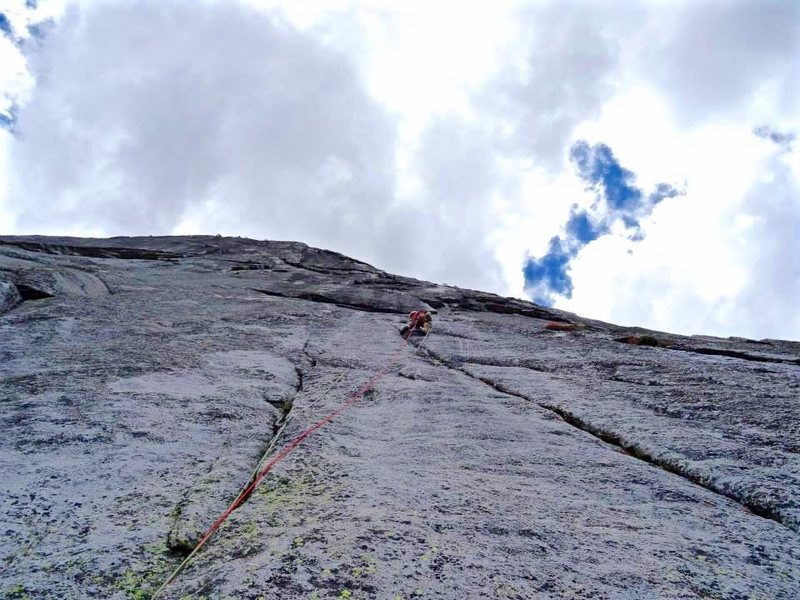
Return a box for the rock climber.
[401,310,433,337]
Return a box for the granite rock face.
[0,280,21,313]
[1,235,799,600]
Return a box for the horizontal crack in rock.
[252,288,402,315]
[0,240,182,261]
[615,334,798,366]
[673,346,799,367]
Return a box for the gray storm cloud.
[482,0,799,166]
[730,154,800,338]
[481,2,646,168]
[10,1,395,254]
[7,0,512,292]
[642,0,800,123]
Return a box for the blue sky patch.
[0,13,13,38]
[524,140,683,305]
[27,18,53,41]
[650,182,681,205]
[523,236,575,305]
[565,209,607,244]
[570,140,644,212]
[0,105,18,133]
[0,113,14,131]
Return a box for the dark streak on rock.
[672,346,799,367]
[0,239,182,261]
[252,288,402,315]
[14,283,54,301]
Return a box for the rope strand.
[151,317,430,599]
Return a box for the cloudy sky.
[1,0,798,340]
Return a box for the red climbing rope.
[152,316,426,598]
[195,337,410,545]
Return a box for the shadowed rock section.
[1,235,799,600]
[0,280,22,311]
[0,241,110,310]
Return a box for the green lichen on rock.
[115,541,174,600]
[242,520,261,541]
[5,235,800,599]
[6,584,31,600]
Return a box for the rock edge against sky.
[2,235,799,599]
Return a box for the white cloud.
[638,0,800,125]
[727,152,800,338]
[562,129,799,339]
[550,1,800,339]
[481,1,645,169]
[0,129,15,231]
[3,0,516,293]
[0,35,29,116]
[7,1,396,247]
[2,0,799,339]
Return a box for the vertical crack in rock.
[417,345,795,533]
[4,235,800,599]
[226,354,315,512]
[166,355,311,555]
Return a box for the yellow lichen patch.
[420,545,438,562]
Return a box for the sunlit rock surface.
[2,235,799,599]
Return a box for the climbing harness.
[402,310,433,336]
[151,314,432,599]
